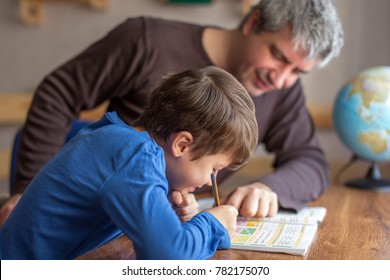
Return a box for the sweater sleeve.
[99,142,230,260]
[14,18,148,193]
[257,80,330,211]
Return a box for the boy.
[0,66,258,260]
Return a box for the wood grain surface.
[77,183,390,260]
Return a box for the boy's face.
[166,152,232,194]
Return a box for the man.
[1,0,344,225]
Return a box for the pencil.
[211,172,220,207]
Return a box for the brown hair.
[133,66,258,170]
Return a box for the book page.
[230,217,318,255]
[197,198,326,255]
[270,207,327,225]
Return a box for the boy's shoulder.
[74,112,157,152]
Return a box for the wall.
[0,0,390,193]
[300,0,390,166]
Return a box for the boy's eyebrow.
[271,44,308,74]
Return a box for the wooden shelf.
[0,93,332,128]
[19,0,109,26]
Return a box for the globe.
[333,66,390,190]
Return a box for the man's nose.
[270,68,290,89]
[272,62,303,89]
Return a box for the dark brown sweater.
[16,17,329,210]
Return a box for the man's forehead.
[272,40,319,72]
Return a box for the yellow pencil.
[211,172,220,207]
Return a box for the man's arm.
[0,18,148,227]
[257,80,329,210]
[13,18,146,194]
[223,80,329,214]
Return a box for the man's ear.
[242,9,261,36]
[169,131,194,157]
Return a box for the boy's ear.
[242,9,261,36]
[169,131,194,157]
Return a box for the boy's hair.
[133,66,258,170]
[240,0,344,67]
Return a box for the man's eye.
[271,47,282,59]
[271,46,289,64]
[273,51,282,60]
[293,69,302,75]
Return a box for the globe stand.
[345,162,390,192]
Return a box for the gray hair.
[242,0,344,67]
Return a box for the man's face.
[235,13,319,97]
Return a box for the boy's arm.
[101,183,230,259]
[99,147,230,260]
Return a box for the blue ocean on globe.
[333,66,390,162]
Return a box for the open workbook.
[198,198,326,256]
[230,207,326,255]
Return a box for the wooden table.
[77,183,390,260]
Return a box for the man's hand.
[0,194,22,226]
[169,191,199,223]
[223,182,278,218]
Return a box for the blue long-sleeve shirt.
[0,112,229,260]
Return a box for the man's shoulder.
[120,16,204,34]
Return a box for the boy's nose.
[207,171,218,187]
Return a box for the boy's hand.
[204,205,238,238]
[169,191,199,223]
[223,182,278,218]
[0,194,22,226]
